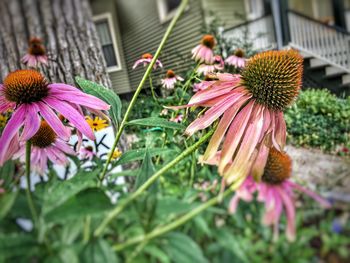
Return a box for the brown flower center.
[261,148,292,185]
[30,121,56,148]
[234,48,244,58]
[142,53,153,59]
[241,50,303,111]
[166,70,176,78]
[28,38,46,56]
[201,35,215,49]
[3,70,49,104]
[85,146,93,152]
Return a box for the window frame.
[157,0,182,23]
[93,12,122,72]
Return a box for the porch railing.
[222,15,277,52]
[288,10,350,72]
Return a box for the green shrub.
[285,89,350,151]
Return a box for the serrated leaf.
[75,76,122,126]
[80,239,119,263]
[162,232,208,263]
[42,170,99,215]
[127,117,185,130]
[45,188,113,223]
[115,148,177,166]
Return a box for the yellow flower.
[0,114,8,128]
[112,148,122,159]
[85,116,108,131]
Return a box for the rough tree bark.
[0,0,110,88]
[0,0,128,152]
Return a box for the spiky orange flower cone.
[171,50,303,187]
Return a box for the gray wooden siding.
[91,0,131,94]
[202,0,246,29]
[116,0,205,91]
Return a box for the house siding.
[202,0,246,29]
[116,0,205,91]
[91,0,131,94]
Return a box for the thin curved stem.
[113,188,233,251]
[149,75,158,104]
[25,141,39,228]
[99,0,189,182]
[94,129,214,237]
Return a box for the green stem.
[25,141,39,228]
[149,75,158,104]
[113,188,233,251]
[94,129,214,237]
[99,0,189,182]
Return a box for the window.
[157,0,181,23]
[93,13,121,72]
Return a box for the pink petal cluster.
[191,35,216,64]
[225,55,246,68]
[161,75,184,90]
[132,53,163,69]
[171,73,286,186]
[80,146,96,161]
[197,55,224,75]
[228,176,331,241]
[22,54,48,68]
[170,114,183,123]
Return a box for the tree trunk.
[0,0,129,152]
[0,0,110,88]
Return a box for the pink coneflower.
[228,148,331,241]
[197,55,224,75]
[192,35,216,64]
[132,53,163,69]
[21,37,48,68]
[13,121,76,174]
[161,70,184,90]
[0,69,109,165]
[172,50,303,186]
[170,114,183,123]
[225,48,247,68]
[80,145,96,161]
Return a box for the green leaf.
[135,150,156,190]
[115,148,177,166]
[80,239,119,263]
[0,233,39,259]
[75,76,122,125]
[0,191,18,219]
[42,170,99,215]
[127,117,185,130]
[162,232,208,263]
[143,245,170,263]
[45,188,113,223]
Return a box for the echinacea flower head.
[80,145,95,161]
[13,121,76,174]
[161,70,184,90]
[85,116,109,131]
[197,55,224,75]
[132,53,163,69]
[0,69,110,165]
[192,35,216,64]
[225,48,246,68]
[172,50,303,186]
[21,37,48,68]
[228,148,331,242]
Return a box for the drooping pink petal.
[219,101,255,174]
[48,83,110,110]
[37,101,71,140]
[0,105,26,164]
[185,92,244,136]
[251,142,270,181]
[203,96,248,161]
[43,97,95,140]
[288,181,331,208]
[46,146,69,165]
[20,104,41,141]
[274,111,287,150]
[54,139,76,155]
[277,186,296,242]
